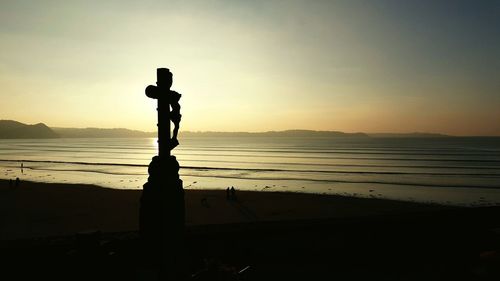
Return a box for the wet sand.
[0,179,446,240]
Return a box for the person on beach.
[230,186,236,201]
[9,179,13,188]
[226,187,230,200]
[15,177,20,187]
[21,162,23,174]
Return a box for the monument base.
[139,156,186,279]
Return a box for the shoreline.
[1,179,452,240]
[3,156,500,207]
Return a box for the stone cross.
[145,68,181,157]
[141,68,185,278]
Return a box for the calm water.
[1,136,500,206]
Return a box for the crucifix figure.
[140,68,185,279]
[145,68,182,154]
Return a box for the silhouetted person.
[226,187,230,200]
[170,90,182,149]
[230,186,236,200]
[15,177,20,187]
[9,179,13,188]
[21,162,23,174]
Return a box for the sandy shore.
[3,180,500,280]
[0,179,448,240]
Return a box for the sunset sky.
[0,0,499,135]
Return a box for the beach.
[0,179,448,240]
[2,180,500,280]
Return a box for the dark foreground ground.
[1,206,500,281]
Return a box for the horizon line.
[3,120,500,137]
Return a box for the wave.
[176,148,500,157]
[174,153,500,163]
[183,159,500,170]
[6,146,499,158]
[177,173,500,190]
[0,148,153,155]
[0,159,147,167]
[14,163,500,189]
[2,159,499,177]
[12,144,155,151]
[26,167,147,176]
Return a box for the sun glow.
[0,1,499,135]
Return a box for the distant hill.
[52,127,156,138]
[368,133,451,138]
[180,130,368,138]
[0,120,456,139]
[0,120,59,139]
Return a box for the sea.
[1,136,499,207]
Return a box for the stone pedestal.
[139,156,185,279]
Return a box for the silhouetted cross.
[145,68,181,158]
